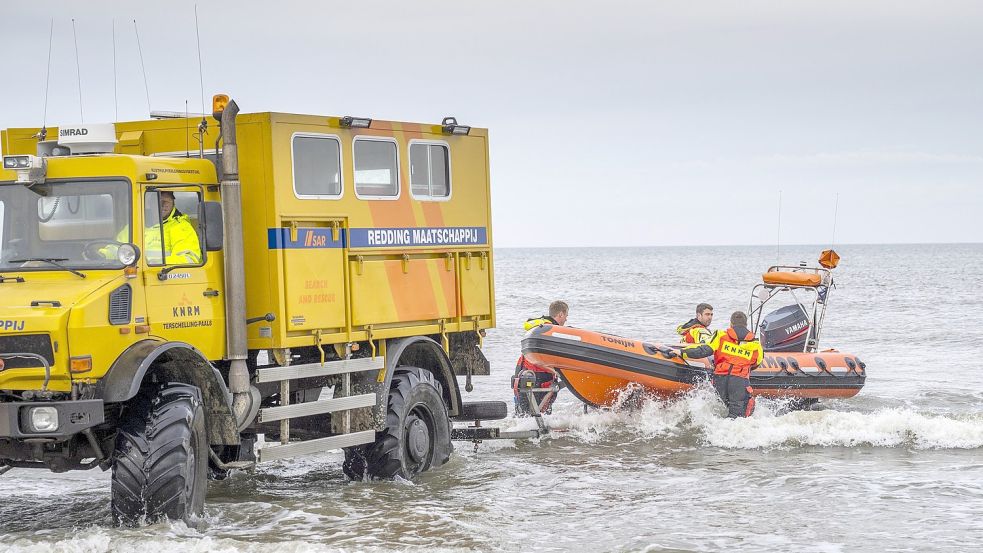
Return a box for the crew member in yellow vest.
[99,192,201,265]
[676,302,715,344]
[512,300,568,416]
[677,311,763,418]
[145,191,201,265]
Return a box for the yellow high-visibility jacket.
[144,209,202,265]
[676,319,714,344]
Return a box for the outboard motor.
[760,305,810,352]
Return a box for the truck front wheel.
[343,366,452,480]
[111,382,208,525]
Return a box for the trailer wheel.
[111,382,208,525]
[343,366,452,481]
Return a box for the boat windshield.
[0,180,130,272]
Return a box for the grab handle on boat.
[787,357,801,374]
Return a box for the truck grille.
[0,334,55,369]
[109,284,132,325]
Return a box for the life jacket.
[513,354,555,378]
[711,327,763,378]
[676,318,711,344]
[524,315,558,332]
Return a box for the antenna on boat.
[776,190,782,263]
[71,18,84,123]
[193,4,208,158]
[134,20,152,116]
[36,18,54,142]
[112,18,118,121]
[829,193,839,249]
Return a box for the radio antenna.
[134,20,152,115]
[194,4,208,157]
[776,190,782,263]
[112,19,118,121]
[830,193,839,248]
[38,18,54,141]
[186,99,191,157]
[194,5,207,118]
[72,18,84,123]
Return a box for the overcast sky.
[2,1,981,247]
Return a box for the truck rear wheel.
[343,366,452,481]
[111,382,208,525]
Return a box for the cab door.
[142,186,226,360]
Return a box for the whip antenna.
[776,190,782,263]
[194,5,206,119]
[72,18,84,123]
[112,19,118,121]
[134,20,152,115]
[194,4,208,158]
[186,99,191,157]
[38,18,54,141]
[830,193,839,248]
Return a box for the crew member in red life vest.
[676,303,715,344]
[677,311,762,418]
[512,300,568,416]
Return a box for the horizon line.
[491,241,983,249]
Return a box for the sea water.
[1,244,981,552]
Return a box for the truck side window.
[410,142,450,200]
[292,135,342,198]
[144,190,204,266]
[354,138,399,199]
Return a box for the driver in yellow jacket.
[101,191,201,264]
[144,191,201,265]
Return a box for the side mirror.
[201,201,224,251]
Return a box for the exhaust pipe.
[218,100,257,430]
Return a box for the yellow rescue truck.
[0,96,507,524]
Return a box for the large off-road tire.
[343,367,452,481]
[111,382,208,525]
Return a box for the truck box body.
[1,112,495,383]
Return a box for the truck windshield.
[0,180,130,272]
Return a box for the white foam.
[536,385,983,450]
[700,406,983,449]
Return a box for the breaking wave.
[498,385,983,450]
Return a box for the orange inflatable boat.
[520,250,867,408]
[521,325,866,408]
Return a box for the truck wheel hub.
[406,417,430,462]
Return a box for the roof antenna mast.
[134,20,152,116]
[186,99,191,157]
[112,18,119,121]
[194,4,208,158]
[71,18,84,123]
[37,18,54,142]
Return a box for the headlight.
[117,243,140,266]
[2,154,47,184]
[29,406,59,433]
